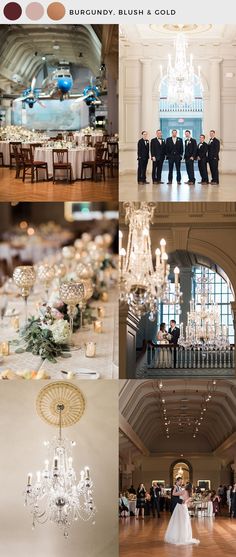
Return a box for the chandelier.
[161,33,201,105]
[119,203,181,317]
[24,383,96,538]
[179,269,229,349]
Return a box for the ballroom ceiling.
[119,380,236,457]
[120,24,236,46]
[0,24,118,94]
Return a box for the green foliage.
[16,317,71,363]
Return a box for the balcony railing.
[146,343,235,370]
[159,97,203,113]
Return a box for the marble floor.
[120,169,236,202]
[120,514,236,556]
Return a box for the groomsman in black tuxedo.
[197,134,209,184]
[166,129,183,184]
[184,130,197,185]
[208,130,220,184]
[137,131,150,184]
[150,129,166,184]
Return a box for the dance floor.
[119,171,236,202]
[120,514,236,556]
[0,167,118,202]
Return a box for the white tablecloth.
[0,141,42,166]
[34,147,95,180]
[0,289,118,379]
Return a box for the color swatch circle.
[26,2,44,20]
[3,2,22,20]
[47,2,65,20]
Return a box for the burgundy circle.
[3,2,22,20]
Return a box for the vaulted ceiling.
[0,24,117,94]
[119,380,236,458]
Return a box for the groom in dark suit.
[166,129,183,184]
[168,320,180,368]
[170,477,183,514]
[137,131,150,184]
[150,129,166,184]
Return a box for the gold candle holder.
[1,341,9,356]
[13,265,36,323]
[37,264,55,298]
[100,292,108,302]
[85,342,96,358]
[97,306,105,318]
[93,320,102,333]
[59,281,84,348]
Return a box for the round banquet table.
[34,146,96,180]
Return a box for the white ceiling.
[119,379,236,456]
[0,380,118,557]
[120,24,236,45]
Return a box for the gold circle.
[36,382,85,427]
[47,2,65,21]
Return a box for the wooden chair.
[9,141,22,167]
[0,152,4,166]
[29,143,42,155]
[81,144,106,181]
[106,141,118,177]
[13,145,24,179]
[21,147,49,183]
[84,134,92,147]
[52,149,72,183]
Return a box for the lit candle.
[100,292,108,302]
[119,230,123,253]
[174,267,179,286]
[80,470,85,481]
[1,342,9,356]
[68,457,73,469]
[36,471,41,483]
[160,238,166,254]
[162,252,168,273]
[44,460,49,471]
[27,473,32,486]
[85,341,96,358]
[97,306,105,318]
[155,248,161,267]
[93,320,102,333]
[11,316,19,331]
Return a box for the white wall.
[0,380,118,557]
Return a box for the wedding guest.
[150,129,166,184]
[119,492,130,517]
[150,482,161,518]
[211,491,220,516]
[137,131,150,184]
[128,484,136,495]
[136,483,147,519]
[197,134,209,184]
[166,129,183,184]
[230,484,236,518]
[184,130,197,184]
[208,130,220,184]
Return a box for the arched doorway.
[170,459,193,486]
[159,75,203,141]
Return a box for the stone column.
[140,59,152,134]
[209,59,222,137]
[231,301,236,374]
[119,303,140,378]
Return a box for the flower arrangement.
[14,317,71,363]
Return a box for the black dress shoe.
[144,181,150,184]
[177,182,181,185]
[167,181,172,184]
[197,181,202,184]
[184,180,190,184]
[160,181,164,184]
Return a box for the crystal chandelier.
[161,33,201,105]
[24,383,96,538]
[179,269,229,349]
[119,203,181,317]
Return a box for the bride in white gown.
[164,483,200,546]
